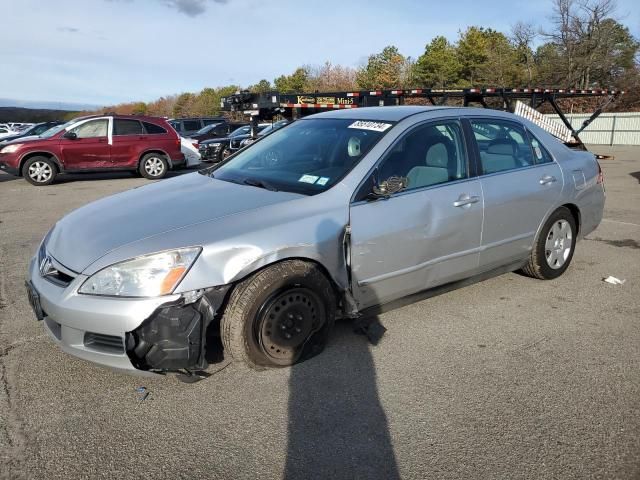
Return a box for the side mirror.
[370,175,407,198]
[63,131,77,140]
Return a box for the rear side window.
[182,120,201,131]
[528,133,554,164]
[143,122,168,134]
[114,119,143,135]
[470,120,535,174]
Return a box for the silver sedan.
[26,106,605,376]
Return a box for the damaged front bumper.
[28,256,230,376]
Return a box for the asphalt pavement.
[1,148,639,479]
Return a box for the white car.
[181,137,201,167]
[0,126,19,140]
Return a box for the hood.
[46,172,303,273]
[1,135,41,146]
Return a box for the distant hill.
[0,98,100,111]
[0,106,77,123]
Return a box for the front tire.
[521,207,577,280]
[22,156,57,186]
[221,260,336,369]
[139,153,168,180]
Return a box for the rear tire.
[139,153,168,180]
[221,260,335,369]
[521,207,577,280]
[217,145,230,163]
[22,156,57,186]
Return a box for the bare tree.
[542,0,619,88]
[512,22,537,85]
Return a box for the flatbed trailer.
[221,87,623,157]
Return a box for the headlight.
[78,247,201,297]
[1,144,22,153]
[209,142,221,148]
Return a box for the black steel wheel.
[221,260,335,369]
[256,287,325,365]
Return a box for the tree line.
[81,0,639,118]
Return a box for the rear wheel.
[218,145,231,163]
[221,260,335,369]
[139,153,168,179]
[521,207,577,280]
[22,156,57,186]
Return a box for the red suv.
[0,115,184,185]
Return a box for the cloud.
[162,0,228,17]
[105,0,227,17]
[57,26,80,33]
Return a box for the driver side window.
[377,120,467,192]
[70,119,108,139]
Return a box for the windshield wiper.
[243,178,279,192]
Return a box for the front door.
[349,119,484,309]
[467,118,564,269]
[59,118,111,170]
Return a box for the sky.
[2,0,639,108]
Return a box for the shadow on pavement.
[630,171,640,184]
[0,172,22,183]
[0,168,197,186]
[284,319,400,480]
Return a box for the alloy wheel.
[545,219,573,269]
[144,157,165,177]
[28,161,52,183]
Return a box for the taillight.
[596,161,604,185]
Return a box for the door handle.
[539,175,557,185]
[453,194,480,207]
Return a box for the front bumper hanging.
[126,285,231,372]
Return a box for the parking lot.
[0,146,638,479]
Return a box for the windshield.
[210,118,393,195]
[195,123,221,134]
[229,126,251,137]
[39,119,77,138]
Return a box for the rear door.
[59,118,111,170]
[111,119,144,168]
[349,119,483,309]
[466,117,563,270]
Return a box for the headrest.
[487,140,516,155]
[425,142,448,168]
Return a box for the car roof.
[306,106,452,121]
[304,105,524,123]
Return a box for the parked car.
[187,121,249,143]
[238,120,290,148]
[168,117,225,137]
[26,106,604,377]
[0,121,64,145]
[180,136,201,167]
[0,115,184,185]
[0,125,19,140]
[199,124,268,162]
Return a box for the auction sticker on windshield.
[348,121,392,132]
[299,174,319,184]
